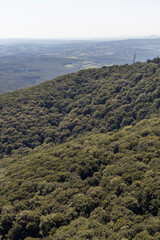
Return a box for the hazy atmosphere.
[2,1,160,240]
[1,0,160,39]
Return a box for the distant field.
[1,38,160,93]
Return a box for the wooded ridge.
[0,59,160,239]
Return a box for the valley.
[1,38,160,93]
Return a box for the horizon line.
[0,35,160,41]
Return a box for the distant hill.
[0,60,160,239]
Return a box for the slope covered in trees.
[0,59,160,239]
[1,60,160,158]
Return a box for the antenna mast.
[133,53,136,64]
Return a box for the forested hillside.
[0,59,160,239]
[1,60,160,158]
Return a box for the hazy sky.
[0,0,160,39]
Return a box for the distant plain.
[1,38,160,93]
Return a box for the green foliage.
[1,62,160,158]
[0,117,160,239]
[1,61,160,239]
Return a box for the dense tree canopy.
[0,60,160,239]
[1,60,160,158]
